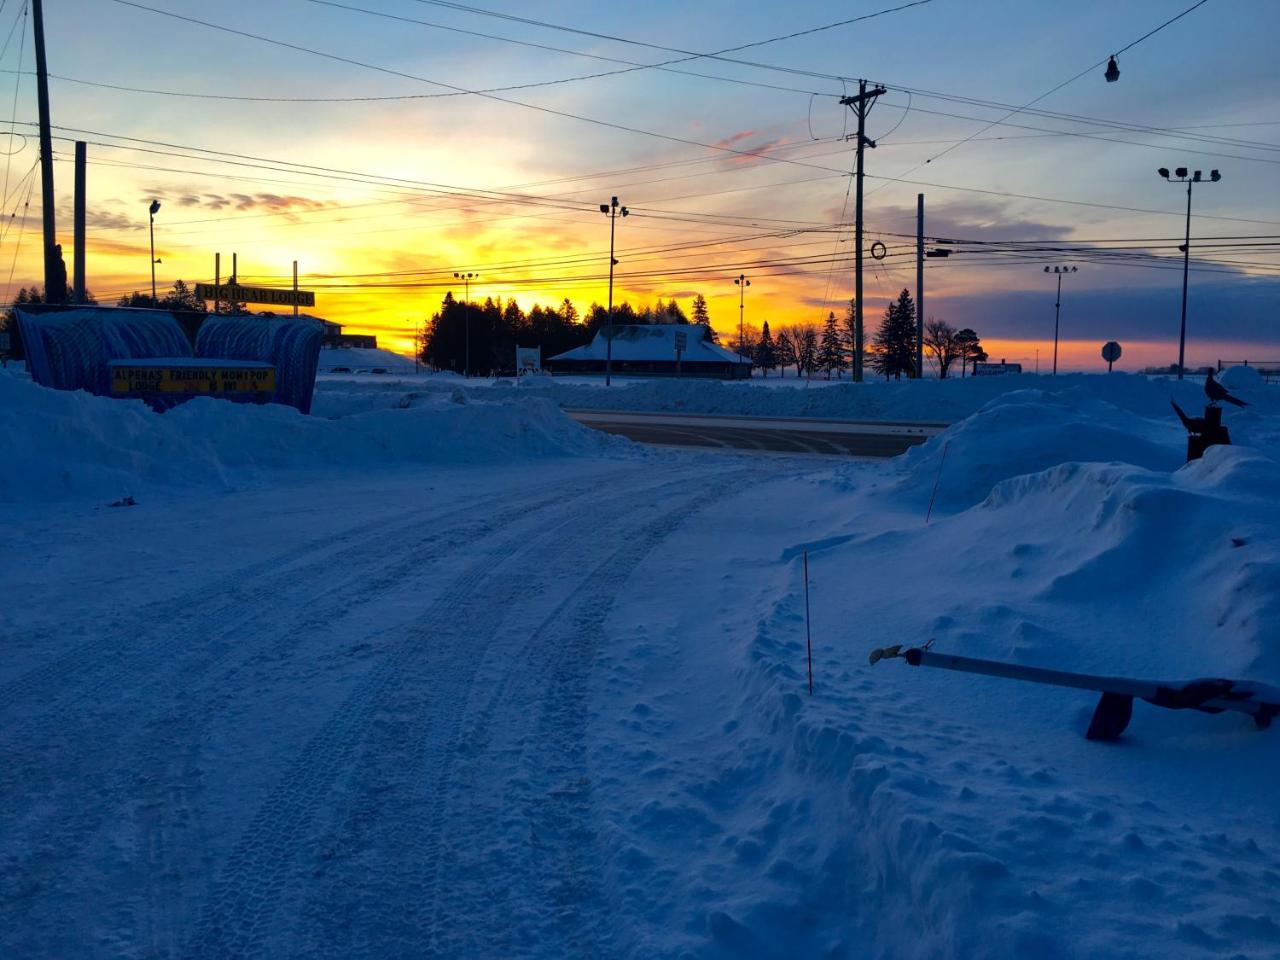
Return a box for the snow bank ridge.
[0,372,631,503]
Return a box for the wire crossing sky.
[9,0,1280,368]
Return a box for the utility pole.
[599,196,627,386]
[32,0,64,303]
[734,273,750,373]
[292,260,299,318]
[916,193,924,378]
[1044,265,1077,375]
[73,141,85,303]
[840,80,885,383]
[1158,167,1221,379]
[453,271,476,377]
[149,200,160,303]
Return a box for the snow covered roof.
[547,324,749,364]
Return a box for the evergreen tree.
[842,298,859,370]
[818,310,845,379]
[868,289,917,380]
[691,293,709,325]
[774,328,798,377]
[753,321,777,376]
[662,298,688,323]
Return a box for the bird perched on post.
[1204,369,1248,407]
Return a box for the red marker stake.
[804,550,813,695]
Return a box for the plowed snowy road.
[0,458,776,959]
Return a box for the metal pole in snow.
[804,550,813,695]
[293,260,298,318]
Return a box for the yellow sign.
[194,283,315,308]
[110,365,277,395]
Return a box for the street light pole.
[149,199,160,303]
[1159,166,1220,379]
[454,271,477,377]
[734,274,750,375]
[599,196,628,386]
[1043,264,1076,376]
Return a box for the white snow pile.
[316,346,419,373]
[311,367,1276,435]
[716,386,1280,956]
[0,370,630,504]
[590,369,1280,958]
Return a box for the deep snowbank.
[317,367,1278,437]
[731,401,1280,956]
[0,371,629,504]
[589,371,1280,957]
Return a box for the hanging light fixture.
[1104,56,1120,83]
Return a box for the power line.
[106,0,852,175]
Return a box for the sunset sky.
[12,0,1280,370]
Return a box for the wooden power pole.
[31,0,64,303]
[916,193,924,378]
[840,80,885,382]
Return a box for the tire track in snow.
[426,488,717,958]
[294,471,749,959]
[0,470,634,958]
[182,466,719,959]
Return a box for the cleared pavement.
[566,409,947,457]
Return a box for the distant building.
[973,359,1022,376]
[545,324,751,379]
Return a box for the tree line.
[738,290,988,379]
[420,292,718,375]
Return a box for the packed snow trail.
[0,459,767,958]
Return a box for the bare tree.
[923,317,961,379]
[727,322,761,362]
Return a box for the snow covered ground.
[2,365,1278,958]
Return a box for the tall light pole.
[599,196,627,386]
[149,200,161,303]
[454,271,477,377]
[1044,265,1076,376]
[1158,167,1221,379]
[734,274,751,374]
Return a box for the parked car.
[329,366,352,373]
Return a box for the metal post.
[73,141,85,303]
[293,260,299,318]
[916,193,924,378]
[149,208,157,303]
[31,0,62,303]
[1178,179,1192,380]
[1053,271,1061,376]
[607,206,616,386]
[464,276,470,377]
[738,276,744,350]
[214,253,220,314]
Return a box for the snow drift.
[0,371,630,504]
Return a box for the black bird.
[1205,369,1248,407]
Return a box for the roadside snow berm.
[869,642,1280,741]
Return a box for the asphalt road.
[565,409,947,457]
